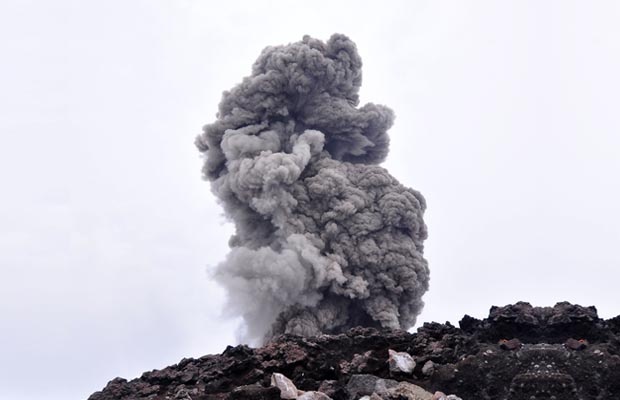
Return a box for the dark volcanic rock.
[345,374,399,398]
[89,302,620,400]
[229,384,281,400]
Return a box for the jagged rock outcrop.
[89,302,620,400]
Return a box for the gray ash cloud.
[196,34,429,344]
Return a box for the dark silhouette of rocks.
[89,302,620,399]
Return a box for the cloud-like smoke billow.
[196,34,428,344]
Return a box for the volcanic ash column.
[196,34,429,344]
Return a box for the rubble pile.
[89,302,620,399]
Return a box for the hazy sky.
[1,1,619,399]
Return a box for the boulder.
[270,373,298,399]
[296,391,332,400]
[384,382,432,400]
[387,349,415,374]
[346,374,398,399]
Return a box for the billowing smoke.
[196,34,429,344]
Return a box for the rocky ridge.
[89,302,620,400]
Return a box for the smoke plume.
[196,34,429,344]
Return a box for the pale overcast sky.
[1,1,619,399]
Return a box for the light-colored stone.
[431,392,462,400]
[296,391,332,400]
[385,382,433,400]
[271,372,298,399]
[388,349,416,374]
[346,374,398,398]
